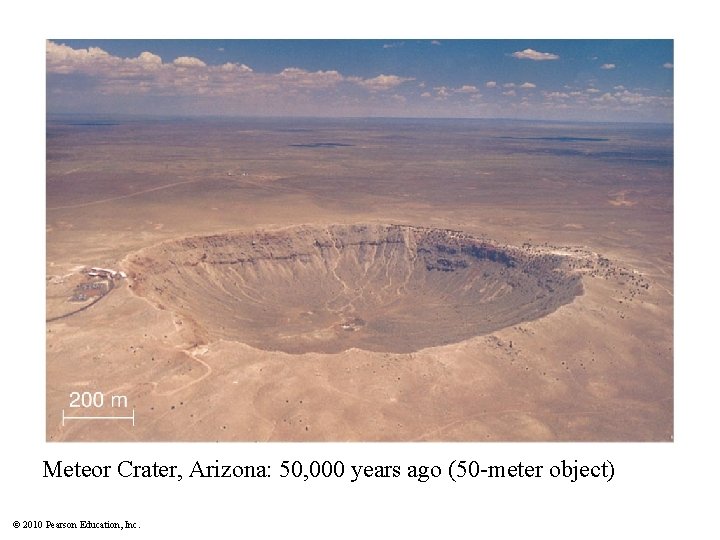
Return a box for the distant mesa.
[126,224,582,354]
[497,136,610,142]
[289,142,355,148]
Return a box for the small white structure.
[88,267,127,279]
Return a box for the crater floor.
[127,224,582,354]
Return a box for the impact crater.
[126,224,582,353]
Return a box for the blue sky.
[47,39,673,122]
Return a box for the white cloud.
[48,40,672,119]
[600,63,616,70]
[511,48,559,61]
[46,41,115,74]
[219,62,253,73]
[173,56,207,68]
[354,74,414,91]
[424,85,482,100]
[435,86,450,99]
[591,89,673,108]
[456,85,479,94]
[47,41,415,100]
[663,62,674,69]
[613,89,662,105]
[279,68,344,88]
[502,82,536,89]
[138,51,162,65]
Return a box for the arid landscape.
[46,116,673,441]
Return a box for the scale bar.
[62,408,135,427]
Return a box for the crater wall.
[126,224,582,353]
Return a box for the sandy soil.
[46,116,673,441]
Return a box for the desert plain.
[46,116,672,441]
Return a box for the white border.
[3,2,716,537]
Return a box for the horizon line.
[46,112,674,127]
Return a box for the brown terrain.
[46,116,673,441]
